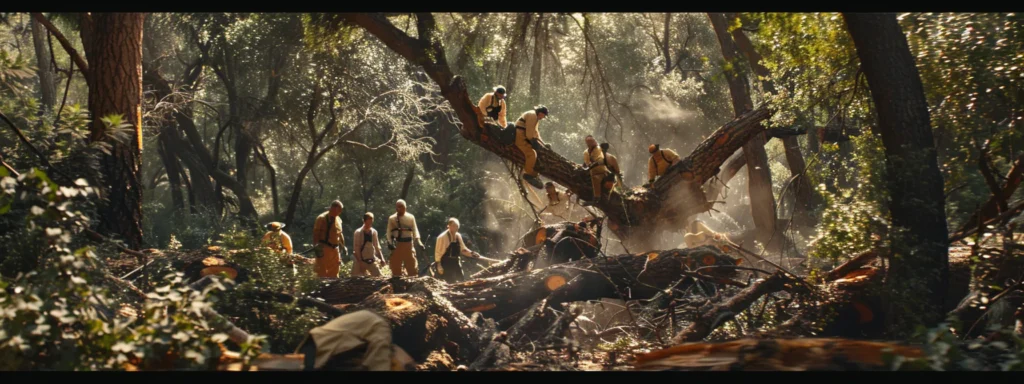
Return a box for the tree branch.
[30,13,89,77]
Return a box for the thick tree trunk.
[30,17,57,110]
[82,13,146,249]
[708,13,778,247]
[662,13,672,74]
[284,165,313,229]
[844,12,950,335]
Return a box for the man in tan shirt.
[352,212,385,277]
[385,199,423,277]
[312,200,348,278]
[514,105,550,189]
[647,144,681,185]
[478,85,510,128]
[582,135,610,206]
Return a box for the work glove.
[436,264,444,275]
[544,143,552,151]
[471,252,482,259]
[416,240,425,250]
[387,241,397,251]
[343,246,350,258]
[314,244,325,259]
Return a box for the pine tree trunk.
[82,13,146,249]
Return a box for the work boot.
[523,174,544,189]
[580,200,597,207]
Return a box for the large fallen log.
[473,220,604,279]
[673,272,795,343]
[312,246,740,323]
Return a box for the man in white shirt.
[352,212,385,277]
[385,199,423,277]
[434,218,481,283]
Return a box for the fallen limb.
[672,272,791,343]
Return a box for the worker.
[540,182,576,223]
[600,142,623,191]
[295,310,416,371]
[478,85,511,129]
[647,144,681,185]
[514,105,551,189]
[433,218,483,283]
[352,212,385,277]
[385,199,423,277]
[312,200,348,278]
[581,135,610,206]
[262,222,293,255]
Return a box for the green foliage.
[886,323,1024,371]
[0,169,263,370]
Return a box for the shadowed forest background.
[1,12,1023,371]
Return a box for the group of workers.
[261,198,487,284]
[477,85,683,207]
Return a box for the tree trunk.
[82,13,146,249]
[400,164,416,200]
[708,13,778,247]
[730,22,821,222]
[29,17,57,110]
[157,126,186,212]
[843,12,950,335]
[528,14,545,107]
[503,13,534,96]
[662,13,672,74]
[254,141,279,217]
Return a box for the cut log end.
[385,297,415,312]
[202,257,226,267]
[200,266,237,280]
[545,275,567,291]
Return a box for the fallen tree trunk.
[313,246,739,323]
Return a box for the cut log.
[635,338,923,371]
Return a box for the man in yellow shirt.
[647,144,681,185]
[478,86,510,129]
[312,200,348,278]
[582,135,610,206]
[262,222,293,255]
[433,218,482,283]
[385,199,423,277]
[514,105,550,189]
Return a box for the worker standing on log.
[352,212,385,277]
[514,105,550,189]
[478,86,511,129]
[647,144,681,185]
[295,310,416,371]
[386,199,423,277]
[581,135,611,206]
[312,200,348,278]
[600,142,623,192]
[434,218,483,283]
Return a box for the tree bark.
[708,13,778,246]
[843,12,950,335]
[30,17,57,110]
[82,13,146,249]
